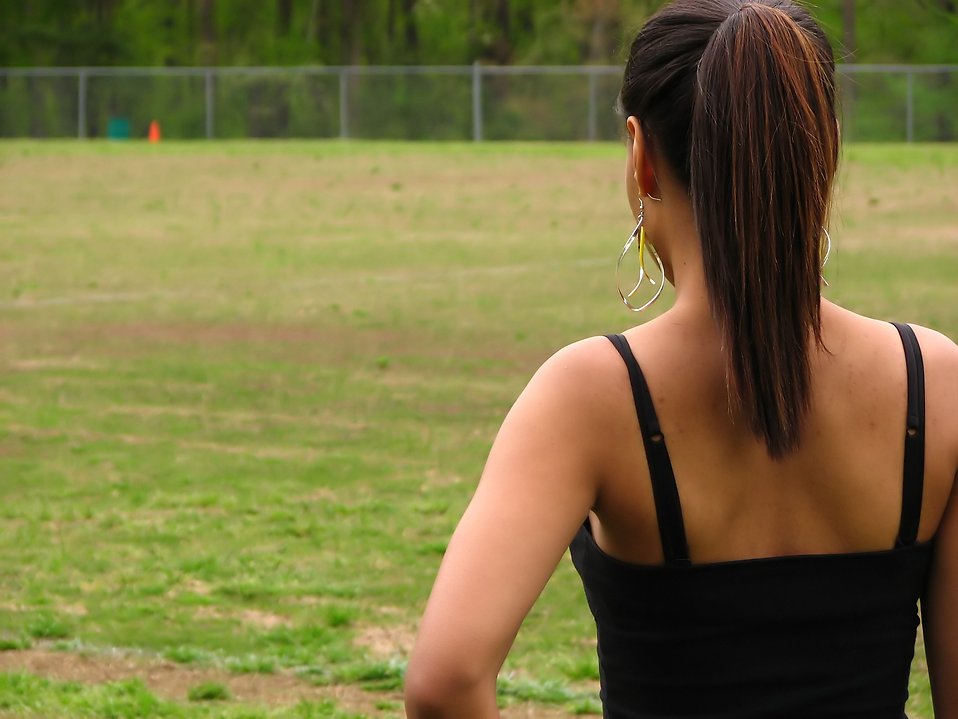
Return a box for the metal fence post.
[587,69,598,142]
[906,72,914,143]
[472,61,483,142]
[339,68,349,139]
[205,69,215,139]
[77,69,87,139]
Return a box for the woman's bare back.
[590,300,958,567]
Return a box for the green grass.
[25,614,72,641]
[0,673,360,718]
[0,140,956,717]
[187,681,231,702]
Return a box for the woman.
[405,1,958,717]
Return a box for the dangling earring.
[821,228,832,287]
[616,197,665,312]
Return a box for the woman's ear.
[626,116,661,200]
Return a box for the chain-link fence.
[1,64,956,142]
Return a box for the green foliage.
[0,0,956,68]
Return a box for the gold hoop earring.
[616,197,665,312]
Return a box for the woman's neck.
[658,197,712,321]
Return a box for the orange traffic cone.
[148,120,161,143]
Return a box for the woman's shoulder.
[528,335,626,403]
[521,335,637,439]
[825,305,958,401]
[909,322,958,365]
[840,313,958,468]
[487,335,638,494]
[909,323,958,447]
[825,303,958,364]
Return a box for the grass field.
[0,140,955,718]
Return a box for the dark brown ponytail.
[620,0,838,457]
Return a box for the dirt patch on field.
[9,357,104,371]
[354,624,416,660]
[6,314,544,375]
[54,320,435,360]
[91,402,369,434]
[503,707,584,719]
[0,648,585,718]
[176,578,212,596]
[0,648,384,711]
[193,606,293,630]
[77,321,331,348]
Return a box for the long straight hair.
[620,0,838,458]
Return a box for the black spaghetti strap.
[606,334,691,566]
[891,322,925,548]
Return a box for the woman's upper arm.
[406,337,616,700]
[920,327,958,718]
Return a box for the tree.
[277,0,293,36]
[839,0,856,130]
[199,0,215,64]
[841,0,855,60]
[585,0,622,63]
[1,0,956,68]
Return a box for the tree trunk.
[469,0,478,60]
[587,0,619,63]
[89,0,119,24]
[307,0,320,45]
[277,0,293,36]
[839,0,856,138]
[841,0,855,60]
[387,0,396,45]
[401,0,418,61]
[186,0,196,62]
[199,0,216,65]
[494,0,511,63]
[344,0,363,64]
[933,0,957,138]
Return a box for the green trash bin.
[107,117,131,140]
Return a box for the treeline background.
[2,0,957,67]
[1,1,956,141]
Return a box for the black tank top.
[570,323,933,719]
